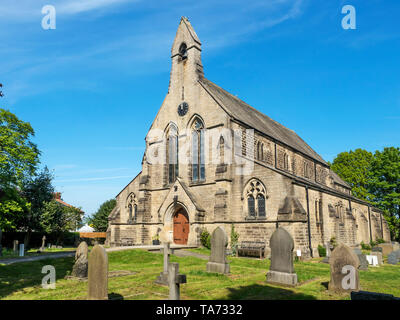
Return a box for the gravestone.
[168,262,187,300]
[266,227,297,286]
[40,236,46,252]
[394,249,400,260]
[387,252,398,265]
[19,243,25,257]
[392,242,400,251]
[322,243,331,264]
[13,240,19,253]
[370,252,383,265]
[72,241,89,278]
[155,242,174,285]
[377,243,393,256]
[372,246,383,253]
[328,243,360,292]
[206,227,230,274]
[357,254,369,270]
[353,248,362,256]
[87,245,108,300]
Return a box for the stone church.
[107,17,391,257]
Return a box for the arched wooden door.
[173,208,189,245]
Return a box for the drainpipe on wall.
[368,206,372,243]
[305,186,313,258]
[274,143,277,168]
[380,212,383,240]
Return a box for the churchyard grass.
[1,248,399,300]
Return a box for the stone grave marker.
[353,248,362,256]
[322,243,331,264]
[206,227,230,274]
[168,262,186,300]
[377,243,393,256]
[328,243,360,292]
[40,236,46,252]
[72,241,89,278]
[13,240,19,253]
[266,227,297,286]
[392,242,400,251]
[19,243,25,257]
[87,245,108,300]
[357,254,369,270]
[155,242,174,285]
[387,252,398,265]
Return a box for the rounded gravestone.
[206,227,230,274]
[266,227,297,286]
[72,241,89,278]
[328,243,360,292]
[87,245,108,300]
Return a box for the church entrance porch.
[173,208,190,245]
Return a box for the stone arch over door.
[164,202,191,245]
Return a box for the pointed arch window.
[192,118,205,182]
[126,193,137,224]
[167,124,179,184]
[244,179,268,219]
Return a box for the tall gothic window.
[167,124,179,184]
[244,179,267,219]
[126,193,137,224]
[192,118,205,182]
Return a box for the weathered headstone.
[40,236,46,252]
[72,241,89,278]
[353,248,362,256]
[328,243,360,292]
[377,243,393,256]
[357,254,369,270]
[155,242,174,285]
[13,240,19,253]
[387,252,399,265]
[370,251,383,265]
[392,242,400,252]
[87,245,108,300]
[322,243,331,264]
[266,227,298,286]
[19,243,25,257]
[168,262,186,300]
[372,246,383,253]
[206,227,230,274]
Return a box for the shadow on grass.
[109,292,124,300]
[0,256,74,299]
[221,283,317,300]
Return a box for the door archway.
[173,208,189,245]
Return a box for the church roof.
[199,77,329,166]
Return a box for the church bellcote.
[169,17,204,93]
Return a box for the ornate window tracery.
[244,179,268,219]
[191,118,205,182]
[126,193,138,224]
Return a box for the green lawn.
[0,248,399,300]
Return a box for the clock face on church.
[177,102,189,116]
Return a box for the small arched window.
[128,204,133,224]
[179,43,188,60]
[126,192,137,224]
[219,136,225,164]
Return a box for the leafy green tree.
[369,147,400,240]
[0,108,40,188]
[0,108,40,231]
[0,187,30,231]
[87,199,116,232]
[40,200,83,243]
[331,149,374,201]
[20,167,55,247]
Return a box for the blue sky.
[1,0,399,217]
